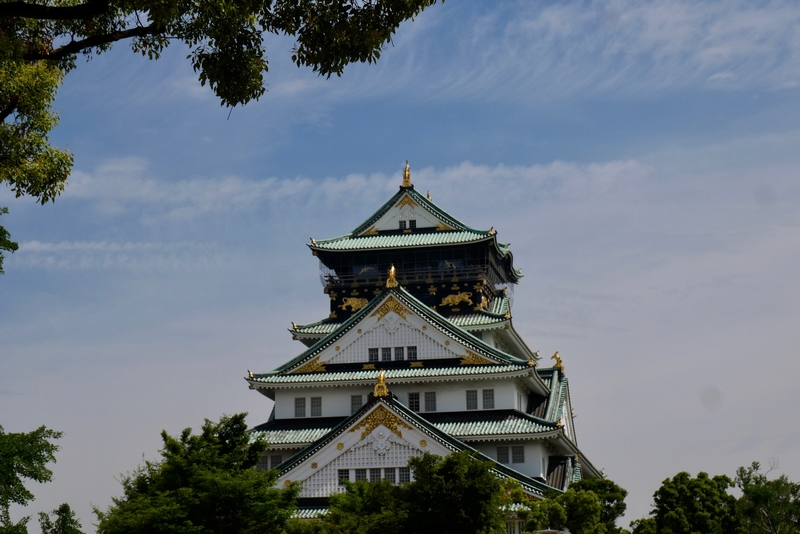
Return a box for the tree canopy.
[0,424,63,533]
[296,451,512,534]
[735,461,800,534]
[0,0,440,272]
[94,412,299,534]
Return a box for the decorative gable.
[358,192,454,235]
[277,401,453,497]
[292,294,497,369]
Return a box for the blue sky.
[3,0,800,529]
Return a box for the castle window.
[351,395,363,413]
[270,455,283,469]
[394,347,405,360]
[408,393,420,412]
[384,468,396,483]
[355,469,367,481]
[399,467,411,483]
[466,390,478,410]
[497,446,509,464]
[512,446,525,464]
[338,469,350,486]
[381,347,392,361]
[294,398,306,418]
[399,220,407,230]
[424,392,437,412]
[483,389,495,409]
[370,468,382,482]
[409,219,417,229]
[311,397,322,417]
[369,348,379,362]
[407,346,418,360]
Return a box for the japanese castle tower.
[246,163,599,511]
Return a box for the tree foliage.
[38,503,84,534]
[522,477,628,534]
[0,207,19,273]
[735,461,800,534]
[309,451,510,534]
[0,0,440,270]
[571,477,629,533]
[0,424,62,532]
[94,412,299,534]
[404,451,509,534]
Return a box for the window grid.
[369,468,382,482]
[310,397,322,417]
[294,397,306,418]
[384,468,396,484]
[351,395,363,414]
[368,348,379,362]
[394,347,405,360]
[355,469,367,482]
[399,467,411,483]
[424,392,437,412]
[512,446,525,464]
[497,446,509,464]
[409,219,417,229]
[407,346,417,360]
[338,469,350,486]
[399,220,407,230]
[483,389,495,410]
[270,455,283,469]
[466,390,478,410]
[381,347,392,361]
[408,393,420,412]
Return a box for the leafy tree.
[571,477,629,533]
[735,461,800,534]
[648,471,739,534]
[404,451,507,534]
[94,412,298,534]
[322,479,407,534]
[0,207,19,273]
[0,0,440,270]
[523,497,568,533]
[0,424,63,532]
[38,503,84,534]
[629,517,657,534]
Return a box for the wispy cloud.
[260,0,800,105]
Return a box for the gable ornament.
[350,405,413,439]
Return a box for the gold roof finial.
[551,351,564,373]
[247,370,253,378]
[402,161,411,188]
[386,264,398,288]
[374,369,389,397]
[426,190,432,200]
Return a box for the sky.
[2,0,800,530]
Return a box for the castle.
[246,163,599,524]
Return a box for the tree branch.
[23,23,163,61]
[0,96,20,123]
[0,0,109,20]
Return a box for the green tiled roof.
[291,296,510,336]
[429,413,557,437]
[312,230,492,251]
[294,508,328,519]
[251,364,530,385]
[266,286,528,375]
[252,427,333,445]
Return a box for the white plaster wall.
[273,386,373,419]
[471,441,547,479]
[373,202,442,232]
[272,379,522,419]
